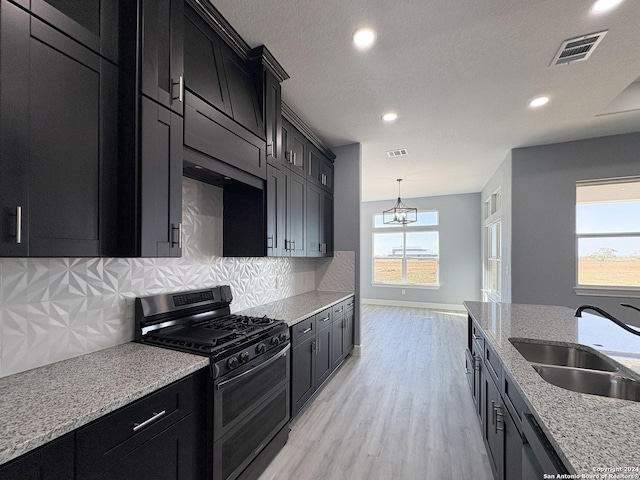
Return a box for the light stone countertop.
[0,342,209,466]
[237,291,354,326]
[464,301,640,475]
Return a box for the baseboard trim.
[353,345,362,356]
[362,298,465,312]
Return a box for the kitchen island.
[464,301,640,476]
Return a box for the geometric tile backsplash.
[0,178,353,378]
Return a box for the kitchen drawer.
[502,368,527,430]
[316,308,332,331]
[291,316,315,347]
[344,297,355,313]
[471,322,484,349]
[76,374,195,472]
[332,301,346,318]
[484,341,502,384]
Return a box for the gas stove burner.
[158,325,243,347]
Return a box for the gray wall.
[481,153,512,302]
[332,143,362,345]
[510,132,640,324]
[361,193,482,307]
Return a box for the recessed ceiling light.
[353,28,376,49]
[528,96,550,108]
[591,0,624,13]
[382,112,398,122]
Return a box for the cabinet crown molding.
[282,102,336,161]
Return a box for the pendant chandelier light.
[383,179,417,225]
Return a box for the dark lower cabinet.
[315,312,333,386]
[331,301,353,370]
[292,334,316,416]
[76,370,205,480]
[466,317,567,480]
[0,433,74,480]
[291,300,354,419]
[0,0,118,257]
[83,416,195,480]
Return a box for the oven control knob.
[279,333,288,343]
[239,352,250,363]
[227,357,238,369]
[256,343,267,354]
[271,336,280,347]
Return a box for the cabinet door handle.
[172,76,184,103]
[13,206,22,244]
[267,236,274,249]
[491,401,496,427]
[132,410,166,432]
[267,143,273,157]
[495,405,504,433]
[171,223,182,248]
[311,341,316,353]
[291,240,296,251]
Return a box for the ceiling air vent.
[550,30,607,66]
[386,148,408,158]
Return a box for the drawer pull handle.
[301,327,312,334]
[132,410,166,432]
[336,307,343,313]
[472,333,482,341]
[319,316,330,323]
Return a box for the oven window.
[221,353,287,426]
[221,389,288,480]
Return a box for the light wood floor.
[258,304,494,480]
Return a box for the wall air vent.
[550,31,607,66]
[386,148,408,158]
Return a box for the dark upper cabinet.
[183,6,228,113]
[281,118,307,177]
[266,164,306,257]
[28,0,118,63]
[308,144,334,194]
[183,5,263,139]
[0,1,118,257]
[0,433,74,480]
[288,171,306,257]
[119,3,184,258]
[306,183,333,257]
[220,41,264,139]
[267,165,288,257]
[138,98,184,257]
[118,95,183,258]
[140,0,184,114]
[263,69,283,167]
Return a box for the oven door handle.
[216,343,291,390]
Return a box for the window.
[576,178,640,290]
[372,212,439,286]
[484,190,501,219]
[485,221,502,298]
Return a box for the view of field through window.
[373,212,439,285]
[576,179,640,288]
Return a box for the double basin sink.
[510,340,640,402]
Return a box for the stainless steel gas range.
[135,285,290,480]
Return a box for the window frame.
[574,177,640,298]
[371,211,440,288]
[484,220,502,301]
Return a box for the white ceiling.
[209,0,640,201]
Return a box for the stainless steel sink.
[531,364,640,402]
[510,340,619,372]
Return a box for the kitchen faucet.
[575,304,640,337]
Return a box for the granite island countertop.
[464,301,640,475]
[0,342,208,466]
[237,290,354,326]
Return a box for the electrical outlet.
[401,289,406,295]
